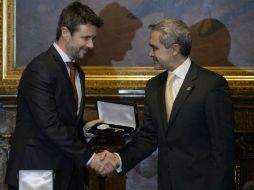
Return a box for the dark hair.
[149,17,191,57]
[56,1,104,40]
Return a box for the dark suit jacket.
[118,62,235,190]
[5,46,94,189]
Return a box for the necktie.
[67,61,78,104]
[165,72,175,122]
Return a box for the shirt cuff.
[86,153,95,166]
[114,153,122,173]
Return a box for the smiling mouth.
[152,58,162,69]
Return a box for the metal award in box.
[87,101,139,137]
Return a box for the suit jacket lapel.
[167,62,197,129]
[156,71,169,132]
[48,45,71,85]
[47,45,78,113]
[76,65,85,120]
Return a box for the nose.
[87,39,94,49]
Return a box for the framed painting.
[0,0,254,94]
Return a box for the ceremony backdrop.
[0,1,254,190]
[14,1,254,189]
[16,0,254,68]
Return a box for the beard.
[69,47,88,60]
[77,48,87,59]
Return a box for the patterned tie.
[67,61,78,104]
[165,72,175,122]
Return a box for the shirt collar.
[168,57,191,80]
[53,42,72,63]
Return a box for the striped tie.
[165,72,175,122]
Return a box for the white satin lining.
[97,101,136,129]
[19,170,53,190]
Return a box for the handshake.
[88,150,120,176]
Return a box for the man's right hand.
[88,150,120,176]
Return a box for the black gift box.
[87,101,139,137]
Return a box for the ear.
[171,43,181,56]
[61,26,71,41]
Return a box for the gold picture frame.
[1,0,254,95]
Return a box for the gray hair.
[149,17,191,56]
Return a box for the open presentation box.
[87,101,139,137]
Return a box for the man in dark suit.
[101,17,235,190]
[5,2,114,190]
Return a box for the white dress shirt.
[168,57,191,99]
[53,42,82,114]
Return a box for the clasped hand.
[88,150,120,176]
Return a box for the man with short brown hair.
[5,2,114,190]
